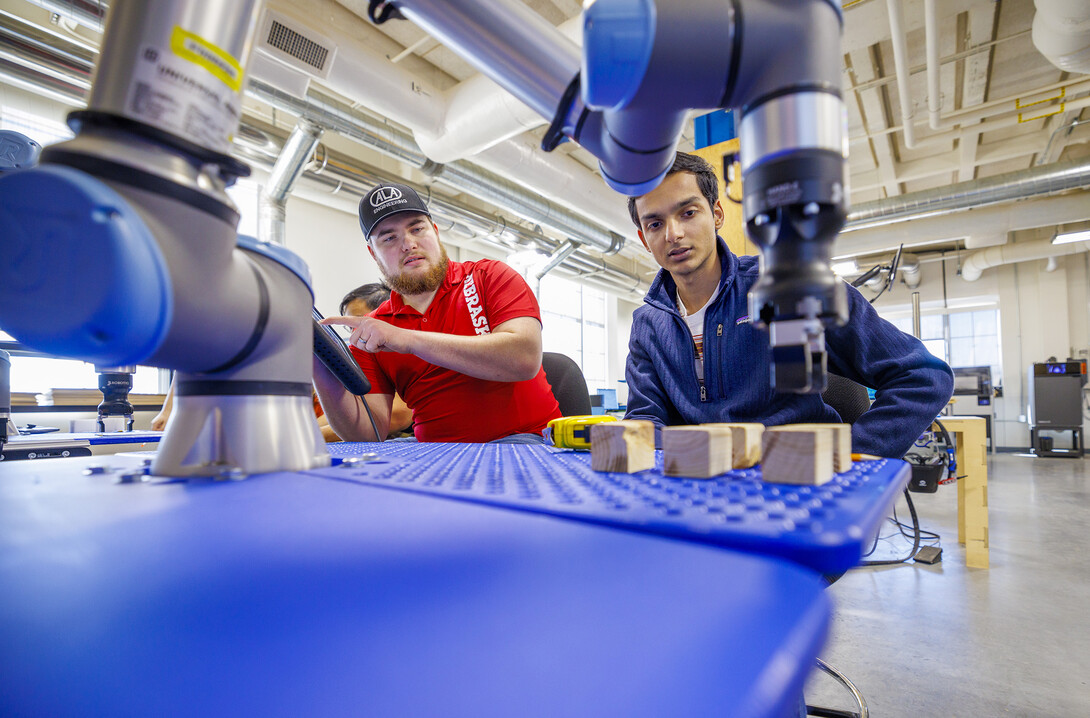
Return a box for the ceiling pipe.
[11,0,631,254]
[0,10,626,256]
[849,124,1090,194]
[844,157,1090,232]
[254,1,632,240]
[885,0,918,149]
[23,0,105,32]
[837,191,1090,258]
[220,79,630,256]
[0,8,95,85]
[259,119,324,246]
[961,237,1089,281]
[0,39,645,295]
[1033,0,1090,74]
[527,240,579,297]
[234,130,645,292]
[923,0,942,130]
[850,74,1090,146]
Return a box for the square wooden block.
[590,420,655,473]
[662,425,733,478]
[761,425,835,485]
[704,422,764,468]
[804,423,853,472]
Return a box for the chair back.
[541,352,592,417]
[822,373,871,425]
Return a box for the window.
[1,105,73,145]
[1,106,164,398]
[886,308,1002,380]
[539,274,608,392]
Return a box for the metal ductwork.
[259,119,323,246]
[3,3,626,256]
[961,238,1090,282]
[244,79,625,255]
[0,19,643,295]
[844,158,1090,232]
[1033,0,1090,74]
[23,0,105,32]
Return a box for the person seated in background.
[314,181,560,443]
[321,282,414,440]
[152,282,414,441]
[624,152,954,458]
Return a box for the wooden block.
[591,420,655,473]
[761,425,834,485]
[704,423,764,468]
[662,425,733,478]
[802,423,853,472]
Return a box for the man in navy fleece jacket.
[624,152,953,458]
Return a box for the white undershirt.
[677,283,722,382]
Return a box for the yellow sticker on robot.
[170,26,243,93]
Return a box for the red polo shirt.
[350,259,561,442]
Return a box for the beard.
[382,245,450,296]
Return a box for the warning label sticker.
[126,28,242,152]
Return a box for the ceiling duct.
[961,237,1090,282]
[0,23,643,295]
[1033,0,1090,75]
[845,158,1090,232]
[244,79,625,255]
[23,0,105,32]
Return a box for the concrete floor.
[804,453,1090,717]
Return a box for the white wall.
[282,192,385,317]
[867,235,1090,450]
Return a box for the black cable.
[933,418,958,482]
[859,489,922,566]
[891,505,940,542]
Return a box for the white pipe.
[414,16,582,163]
[473,137,634,237]
[961,237,1089,282]
[258,1,628,241]
[835,192,1090,258]
[849,76,1090,145]
[924,0,942,130]
[1033,0,1090,74]
[886,0,918,149]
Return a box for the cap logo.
[371,187,402,207]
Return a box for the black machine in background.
[948,366,996,451]
[1028,361,1086,457]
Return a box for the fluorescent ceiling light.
[1052,229,1090,245]
[831,260,858,276]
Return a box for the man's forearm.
[403,324,541,382]
[312,359,390,441]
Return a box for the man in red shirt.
[314,182,561,442]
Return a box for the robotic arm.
[0,0,328,476]
[0,0,846,478]
[392,0,849,392]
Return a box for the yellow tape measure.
[543,414,618,449]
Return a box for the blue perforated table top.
[316,442,910,574]
[0,453,830,718]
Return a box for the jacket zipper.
[702,324,722,402]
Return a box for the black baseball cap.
[358,182,431,241]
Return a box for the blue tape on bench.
[315,443,910,574]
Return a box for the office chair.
[822,373,872,425]
[541,352,592,417]
[808,373,872,718]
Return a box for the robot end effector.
[578,0,850,393]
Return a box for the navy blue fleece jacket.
[624,238,954,458]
